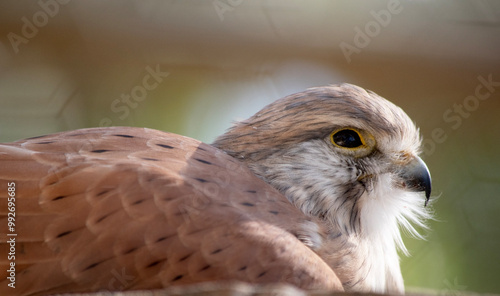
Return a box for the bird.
[0,83,432,295]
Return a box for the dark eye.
[331,129,364,148]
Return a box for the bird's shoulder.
[0,127,343,295]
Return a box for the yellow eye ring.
[330,128,366,149]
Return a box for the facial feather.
[213,83,432,293]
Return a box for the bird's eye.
[331,129,364,148]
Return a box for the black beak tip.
[400,156,432,207]
[424,184,432,207]
[422,168,432,207]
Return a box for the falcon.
[0,83,432,295]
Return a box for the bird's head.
[213,83,432,251]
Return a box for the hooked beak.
[398,156,432,206]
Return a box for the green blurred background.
[0,0,499,293]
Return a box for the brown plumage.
[0,84,432,295]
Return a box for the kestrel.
[0,83,432,295]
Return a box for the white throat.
[358,174,430,293]
[246,141,431,294]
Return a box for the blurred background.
[0,0,499,293]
